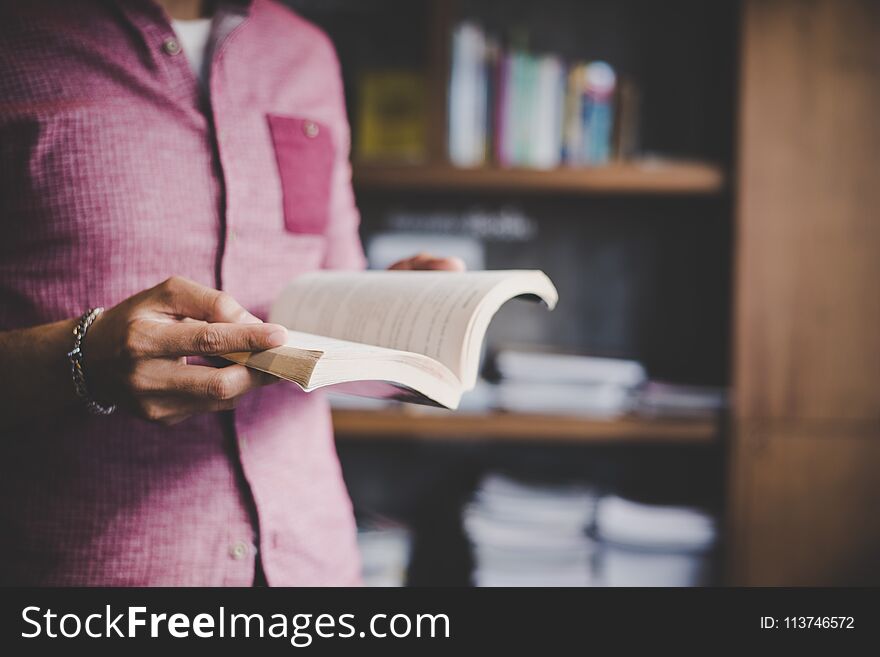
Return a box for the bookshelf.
[290,0,880,588]
[292,0,737,586]
[353,160,724,195]
[332,408,717,443]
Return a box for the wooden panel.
[353,161,724,195]
[728,421,880,585]
[730,0,880,585]
[734,0,880,421]
[331,409,716,444]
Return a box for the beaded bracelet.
[67,307,116,416]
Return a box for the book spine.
[473,31,489,165]
[518,53,538,166]
[448,22,489,168]
[447,24,465,165]
[485,37,500,166]
[531,55,564,170]
[511,52,526,166]
[613,77,641,160]
[563,63,585,166]
[582,61,616,165]
[553,60,566,167]
[494,51,511,167]
[447,23,621,170]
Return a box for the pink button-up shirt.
[0,0,366,585]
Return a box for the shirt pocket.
[266,114,335,235]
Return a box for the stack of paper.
[634,382,727,419]
[357,524,412,587]
[594,495,718,587]
[464,473,598,586]
[492,349,647,417]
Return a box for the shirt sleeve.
[321,42,367,272]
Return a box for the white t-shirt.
[172,18,212,83]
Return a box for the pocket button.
[229,541,250,560]
[302,121,320,138]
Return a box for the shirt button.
[162,37,182,56]
[229,541,250,560]
[302,121,319,138]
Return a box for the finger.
[185,355,230,367]
[144,362,278,400]
[137,392,237,425]
[419,256,466,271]
[389,253,466,271]
[129,358,281,399]
[387,256,419,270]
[142,321,287,357]
[149,276,262,323]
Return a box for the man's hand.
[387,253,466,271]
[84,276,287,425]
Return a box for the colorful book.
[448,22,489,167]
[447,21,620,170]
[356,71,427,163]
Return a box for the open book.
[226,270,558,409]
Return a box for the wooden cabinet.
[730,422,880,585]
[730,0,880,584]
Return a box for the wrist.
[80,309,116,405]
[67,308,116,416]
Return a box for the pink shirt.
[0,0,365,585]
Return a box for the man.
[0,0,461,585]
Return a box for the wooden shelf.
[331,408,718,444]
[352,161,725,195]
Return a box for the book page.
[228,329,463,408]
[269,271,527,379]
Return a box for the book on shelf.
[448,22,490,167]
[494,349,646,387]
[355,70,427,163]
[612,77,641,160]
[489,348,727,420]
[595,495,717,587]
[465,473,598,587]
[494,381,631,418]
[565,61,616,165]
[465,473,718,587]
[226,270,558,410]
[490,347,646,417]
[357,521,412,587]
[447,21,619,170]
[633,381,727,419]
